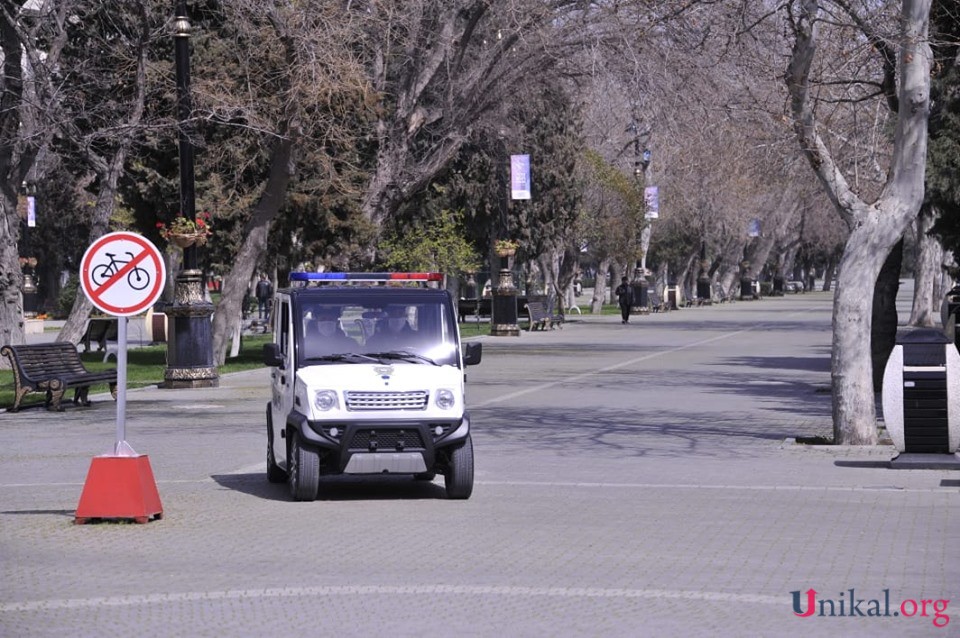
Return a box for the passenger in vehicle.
[364,305,417,351]
[304,306,357,356]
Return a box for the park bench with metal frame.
[526,301,563,331]
[80,317,118,352]
[1,342,117,412]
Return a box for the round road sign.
[80,232,166,317]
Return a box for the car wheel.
[288,431,319,501]
[443,434,473,499]
[266,406,286,484]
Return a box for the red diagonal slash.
[90,249,151,305]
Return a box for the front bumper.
[291,412,471,474]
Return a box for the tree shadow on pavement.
[717,353,831,374]
[475,406,829,460]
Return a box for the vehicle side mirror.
[263,342,284,368]
[463,342,482,366]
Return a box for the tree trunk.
[591,256,612,313]
[0,187,25,356]
[211,136,295,366]
[832,229,890,445]
[0,13,36,355]
[909,205,941,327]
[871,239,903,392]
[786,0,932,444]
[550,244,579,315]
[57,153,136,345]
[822,252,839,291]
[745,231,777,281]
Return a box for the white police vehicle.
[262,272,482,501]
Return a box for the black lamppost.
[629,120,650,310]
[19,182,38,316]
[739,244,753,301]
[490,133,520,337]
[696,239,711,302]
[163,0,218,388]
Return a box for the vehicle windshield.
[295,291,459,367]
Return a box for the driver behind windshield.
[364,305,417,351]
[304,306,357,356]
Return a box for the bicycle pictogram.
[91,252,151,291]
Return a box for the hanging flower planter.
[167,232,208,249]
[494,239,519,258]
[157,212,213,249]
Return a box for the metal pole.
[174,0,196,272]
[164,0,218,388]
[114,316,136,456]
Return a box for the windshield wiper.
[307,353,380,364]
[363,350,440,366]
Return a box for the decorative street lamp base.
[163,269,219,389]
[490,324,521,337]
[491,268,520,337]
[163,365,219,388]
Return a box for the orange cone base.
[74,455,163,525]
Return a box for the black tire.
[266,406,286,484]
[288,432,319,501]
[443,434,473,499]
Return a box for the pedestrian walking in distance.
[255,274,273,321]
[615,276,633,324]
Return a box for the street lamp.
[490,133,520,337]
[163,0,218,388]
[629,120,652,311]
[739,244,753,301]
[18,182,39,317]
[696,240,711,303]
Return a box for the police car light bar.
[289,272,443,284]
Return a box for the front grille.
[348,429,425,451]
[345,390,428,411]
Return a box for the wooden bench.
[80,318,118,352]
[526,301,551,330]
[648,289,665,313]
[713,283,730,303]
[525,301,563,331]
[1,342,118,412]
[457,298,491,322]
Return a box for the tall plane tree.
[784,0,933,444]
[0,0,71,353]
[353,1,690,226]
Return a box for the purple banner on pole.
[644,186,659,219]
[511,154,531,200]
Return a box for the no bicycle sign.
[74,232,167,523]
[80,232,166,317]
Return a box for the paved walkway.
[1,288,957,637]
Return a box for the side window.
[279,301,290,357]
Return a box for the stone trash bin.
[881,328,960,454]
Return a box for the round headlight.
[314,390,338,411]
[435,389,455,410]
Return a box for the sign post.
[75,232,166,524]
